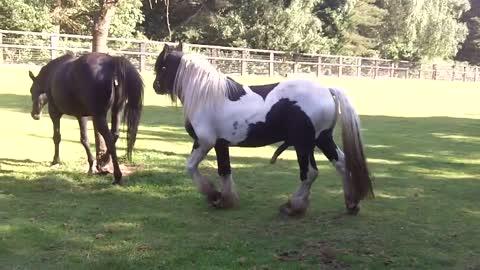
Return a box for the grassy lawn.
[0,66,479,269]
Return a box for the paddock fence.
[1,29,479,81]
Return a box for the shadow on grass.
[2,101,480,268]
[0,93,31,113]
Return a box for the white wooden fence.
[1,29,479,81]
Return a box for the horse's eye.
[161,66,166,71]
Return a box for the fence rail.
[0,29,479,82]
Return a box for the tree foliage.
[342,0,387,56]
[379,0,469,61]
[313,0,356,52]
[0,0,53,32]
[0,0,477,62]
[456,0,480,65]
[0,0,143,37]
[210,0,331,53]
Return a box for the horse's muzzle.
[153,78,168,95]
[153,80,161,94]
[31,112,41,120]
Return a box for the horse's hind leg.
[187,141,221,205]
[111,105,122,143]
[280,147,318,217]
[316,130,359,215]
[213,140,238,208]
[93,115,123,185]
[78,117,94,174]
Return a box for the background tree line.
[1,0,479,64]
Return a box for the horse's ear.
[177,41,183,52]
[162,44,170,60]
[28,71,36,81]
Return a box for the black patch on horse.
[215,139,231,176]
[224,78,279,101]
[225,78,246,101]
[316,128,339,161]
[249,83,279,100]
[237,98,315,147]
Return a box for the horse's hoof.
[112,179,124,186]
[279,201,306,217]
[212,192,238,209]
[206,191,222,207]
[50,161,61,166]
[96,170,110,176]
[346,205,360,216]
[95,164,110,175]
[97,154,111,168]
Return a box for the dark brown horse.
[28,52,144,185]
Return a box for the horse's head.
[153,42,183,96]
[28,70,48,120]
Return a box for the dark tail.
[330,88,374,202]
[112,56,144,161]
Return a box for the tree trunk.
[92,0,118,171]
[92,0,117,53]
[164,0,172,41]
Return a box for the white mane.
[173,54,232,120]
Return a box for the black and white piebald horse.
[153,44,373,216]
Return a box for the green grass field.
[1,66,479,269]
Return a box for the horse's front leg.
[187,141,221,205]
[213,140,238,208]
[49,110,62,166]
[78,116,95,174]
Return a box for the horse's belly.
[52,97,87,116]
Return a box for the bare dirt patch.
[275,240,347,269]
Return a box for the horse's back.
[263,79,337,131]
[51,53,117,116]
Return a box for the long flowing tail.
[330,88,374,202]
[113,56,144,161]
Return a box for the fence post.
[241,49,247,76]
[463,66,467,82]
[0,33,3,64]
[390,61,395,78]
[316,56,322,77]
[374,60,378,79]
[292,53,299,74]
[269,52,274,77]
[474,67,478,82]
[356,58,362,77]
[418,64,423,79]
[50,33,59,60]
[451,65,456,81]
[338,57,343,77]
[432,64,437,80]
[139,42,146,72]
[211,48,218,66]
